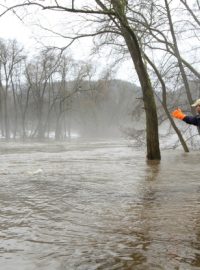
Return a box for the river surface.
[0,140,200,270]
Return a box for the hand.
[171,108,186,120]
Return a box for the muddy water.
[0,140,200,270]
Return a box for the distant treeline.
[0,39,142,140]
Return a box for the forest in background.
[0,40,142,141]
[0,37,200,150]
[0,1,200,153]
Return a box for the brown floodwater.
[0,140,200,270]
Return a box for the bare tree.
[0,39,25,140]
[24,50,61,139]
[0,0,161,159]
[127,0,200,147]
[2,0,200,151]
[144,53,189,152]
[164,0,194,110]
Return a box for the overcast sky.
[0,2,136,83]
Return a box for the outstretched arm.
[183,115,199,126]
[171,108,199,126]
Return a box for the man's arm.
[171,108,199,127]
[183,115,198,126]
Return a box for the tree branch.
[0,2,115,17]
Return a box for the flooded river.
[0,140,200,270]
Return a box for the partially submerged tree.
[0,0,161,159]
[1,0,200,152]
[125,0,200,149]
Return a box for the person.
[171,98,200,128]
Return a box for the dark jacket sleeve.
[183,115,200,127]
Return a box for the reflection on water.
[0,140,200,270]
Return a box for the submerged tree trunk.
[110,0,161,160]
[128,37,160,159]
[145,54,189,152]
[1,1,160,159]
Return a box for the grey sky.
[0,2,136,83]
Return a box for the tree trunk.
[110,0,161,159]
[36,103,45,140]
[165,0,200,135]
[145,53,189,153]
[55,114,62,141]
[11,81,18,139]
[0,81,4,137]
[4,87,10,140]
[124,34,160,159]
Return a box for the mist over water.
[0,140,200,270]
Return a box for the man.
[171,98,200,128]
